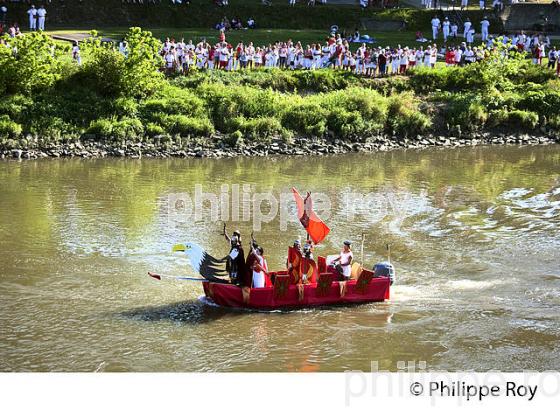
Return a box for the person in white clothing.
[37,6,46,31]
[481,17,490,42]
[251,246,268,288]
[442,17,450,42]
[479,0,485,9]
[332,240,353,281]
[463,18,472,38]
[466,28,475,45]
[27,5,37,31]
[451,22,458,39]
[431,16,441,41]
[461,0,468,10]
[72,41,81,65]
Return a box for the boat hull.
[202,274,390,310]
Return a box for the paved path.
[51,33,115,43]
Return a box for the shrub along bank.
[0,29,559,159]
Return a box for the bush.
[226,130,244,147]
[516,89,560,118]
[409,66,454,93]
[321,88,388,123]
[506,110,539,129]
[164,115,214,137]
[146,123,165,137]
[0,95,34,123]
[386,94,432,138]
[0,32,67,95]
[80,28,163,97]
[0,117,23,138]
[29,117,80,142]
[87,118,114,139]
[112,118,144,141]
[443,95,488,132]
[112,97,139,118]
[326,109,367,139]
[198,83,281,130]
[140,86,207,121]
[86,117,143,141]
[228,117,288,141]
[282,101,327,137]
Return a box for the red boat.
[202,268,391,310]
[152,188,394,310]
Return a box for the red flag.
[292,187,330,244]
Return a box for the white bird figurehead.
[172,242,229,283]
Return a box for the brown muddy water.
[0,145,559,372]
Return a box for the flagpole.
[360,232,365,266]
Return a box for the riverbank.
[3,29,560,159]
[3,133,558,160]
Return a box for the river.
[1,145,559,372]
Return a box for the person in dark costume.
[226,236,248,286]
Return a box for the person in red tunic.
[445,48,456,66]
[287,240,302,285]
[299,243,318,284]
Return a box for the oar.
[148,272,206,282]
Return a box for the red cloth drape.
[292,187,330,244]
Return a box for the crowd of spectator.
[152,30,560,77]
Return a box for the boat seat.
[273,274,290,300]
[355,268,375,293]
[315,272,335,297]
[350,262,363,280]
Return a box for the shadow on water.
[117,298,391,325]
[118,300,241,325]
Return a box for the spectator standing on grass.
[27,5,36,31]
[481,17,490,42]
[445,47,455,66]
[72,41,82,65]
[37,5,46,31]
[466,28,475,45]
[119,39,128,57]
[548,47,557,70]
[431,15,440,41]
[463,18,472,38]
[479,0,484,9]
[451,21,458,38]
[442,17,450,42]
[454,45,463,66]
[461,0,467,10]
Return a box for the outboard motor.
[373,261,395,285]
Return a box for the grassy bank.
[8,1,499,32]
[1,29,559,153]
[47,28,424,49]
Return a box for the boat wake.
[197,295,221,307]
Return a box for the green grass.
[46,27,496,50]
[9,1,500,32]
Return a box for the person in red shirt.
[445,47,456,66]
